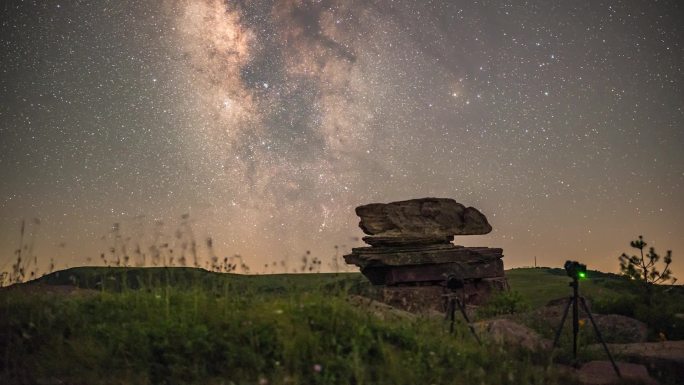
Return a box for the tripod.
[443,293,482,345]
[551,276,621,377]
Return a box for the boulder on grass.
[474,318,550,351]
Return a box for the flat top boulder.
[356,197,492,238]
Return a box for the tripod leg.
[579,297,621,378]
[552,297,573,349]
[573,290,579,360]
[447,298,456,334]
[456,299,482,345]
[444,297,452,322]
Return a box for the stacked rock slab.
[344,198,508,312]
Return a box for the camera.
[564,260,587,280]
[445,275,465,290]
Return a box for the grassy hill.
[11,265,642,303]
[1,266,682,385]
[505,267,627,308]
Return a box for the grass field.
[1,267,682,385]
[505,268,625,308]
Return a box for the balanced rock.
[345,198,507,312]
[356,197,492,240]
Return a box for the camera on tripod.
[564,260,587,280]
[442,274,481,344]
[552,260,621,377]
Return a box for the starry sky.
[1,0,682,278]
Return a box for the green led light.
[564,260,588,280]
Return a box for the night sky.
[1,0,682,278]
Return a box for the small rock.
[592,314,648,343]
[474,318,551,351]
[346,295,418,321]
[577,361,658,385]
[538,299,647,344]
[593,341,684,380]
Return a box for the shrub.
[592,294,637,318]
[478,290,530,318]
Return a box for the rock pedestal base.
[344,244,508,311]
[378,277,509,313]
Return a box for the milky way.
[1,0,683,277]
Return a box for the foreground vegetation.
[1,267,682,384]
[1,268,564,385]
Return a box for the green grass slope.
[0,267,564,385]
[1,266,682,385]
[26,266,367,294]
[505,267,625,308]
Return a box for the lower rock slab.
[377,277,509,313]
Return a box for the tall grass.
[1,214,356,288]
[0,270,566,385]
[0,219,43,286]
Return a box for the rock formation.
[356,198,492,239]
[344,197,507,312]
